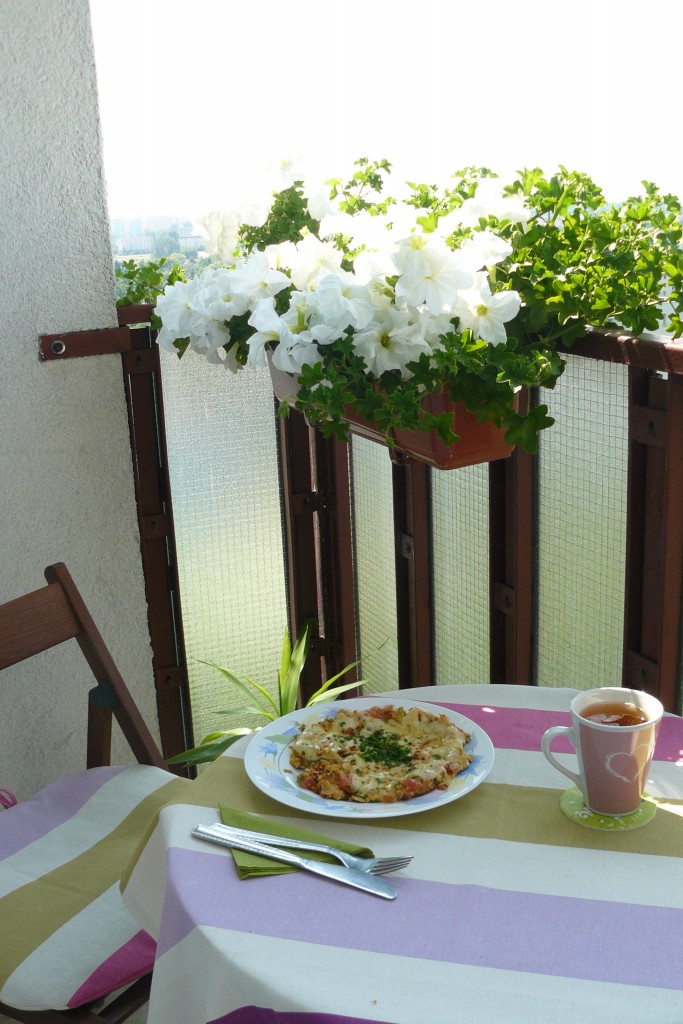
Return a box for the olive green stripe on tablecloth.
[183,755,683,859]
[0,777,189,987]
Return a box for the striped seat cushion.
[0,764,189,1011]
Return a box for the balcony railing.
[116,312,683,760]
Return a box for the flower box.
[116,304,155,326]
[140,157,683,462]
[268,358,515,470]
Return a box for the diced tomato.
[368,706,394,720]
[333,772,354,793]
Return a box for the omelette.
[289,704,473,803]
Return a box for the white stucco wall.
[0,0,160,799]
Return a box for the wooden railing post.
[278,411,357,703]
[392,460,434,687]
[623,369,683,711]
[489,441,534,685]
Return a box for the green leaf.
[166,727,255,766]
[307,679,366,705]
[213,704,277,720]
[278,628,292,706]
[199,659,279,717]
[279,626,310,715]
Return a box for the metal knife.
[191,824,397,900]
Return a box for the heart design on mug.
[605,745,651,783]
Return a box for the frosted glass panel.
[432,463,490,684]
[159,352,288,746]
[350,436,399,692]
[536,355,628,689]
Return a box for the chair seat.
[0,763,188,1011]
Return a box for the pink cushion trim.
[66,930,155,1008]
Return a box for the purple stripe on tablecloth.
[0,765,126,859]
[208,1008,395,1024]
[423,702,683,761]
[160,847,683,991]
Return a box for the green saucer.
[560,786,657,830]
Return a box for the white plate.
[243,696,495,819]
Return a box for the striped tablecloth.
[121,685,683,1024]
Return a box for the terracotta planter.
[116,303,155,326]
[268,358,515,471]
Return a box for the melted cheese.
[289,704,474,802]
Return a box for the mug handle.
[541,725,583,792]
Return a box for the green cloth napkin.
[219,804,374,879]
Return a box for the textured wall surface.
[0,0,160,799]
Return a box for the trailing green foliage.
[115,256,186,306]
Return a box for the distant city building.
[110,217,143,238]
[114,234,153,255]
[178,235,205,251]
[110,216,205,255]
[141,216,194,235]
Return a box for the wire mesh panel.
[159,352,288,747]
[431,463,491,684]
[536,355,628,689]
[349,436,399,692]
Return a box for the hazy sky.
[90,0,683,221]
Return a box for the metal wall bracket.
[89,679,119,709]
[155,666,189,692]
[623,650,659,692]
[399,533,414,559]
[630,405,666,447]
[140,513,170,540]
[493,582,516,616]
[290,491,334,515]
[39,326,132,361]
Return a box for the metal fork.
[199,822,413,875]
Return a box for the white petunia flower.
[280,290,315,332]
[456,230,513,272]
[228,252,291,305]
[448,179,530,230]
[246,297,294,367]
[280,291,345,350]
[318,211,360,240]
[309,273,375,332]
[352,307,431,378]
[303,179,339,221]
[202,268,251,322]
[238,198,271,229]
[409,307,457,351]
[205,339,242,374]
[352,248,396,285]
[452,272,521,346]
[264,241,299,271]
[194,210,240,261]
[267,156,305,191]
[393,237,472,314]
[272,334,324,373]
[155,278,216,352]
[288,234,344,290]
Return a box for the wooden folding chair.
[0,563,189,1023]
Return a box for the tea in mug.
[579,702,649,727]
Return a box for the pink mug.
[541,687,663,815]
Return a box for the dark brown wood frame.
[120,323,192,764]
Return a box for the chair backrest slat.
[0,584,79,669]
